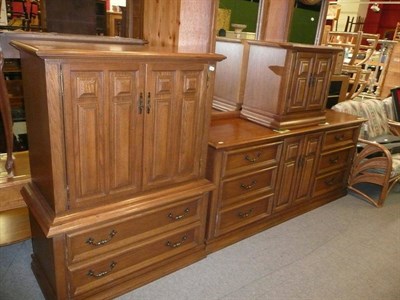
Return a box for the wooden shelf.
[0,151,31,246]
[0,207,31,246]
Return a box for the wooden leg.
[0,52,14,176]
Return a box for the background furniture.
[13,39,223,299]
[212,37,249,112]
[380,41,400,98]
[107,11,122,36]
[332,98,400,207]
[0,51,13,175]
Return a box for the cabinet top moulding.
[208,110,365,150]
[246,39,343,53]
[10,40,226,62]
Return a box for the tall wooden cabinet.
[13,40,224,299]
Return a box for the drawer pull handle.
[87,261,117,278]
[325,178,336,186]
[86,230,117,246]
[240,180,257,190]
[335,134,344,141]
[166,235,188,248]
[329,156,339,164]
[168,208,190,220]
[238,208,254,218]
[245,152,261,163]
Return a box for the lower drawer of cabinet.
[68,225,203,297]
[318,146,353,175]
[313,170,347,198]
[215,194,273,237]
[221,166,277,208]
[66,197,203,264]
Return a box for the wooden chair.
[342,65,371,100]
[344,16,365,33]
[326,31,379,66]
[332,99,400,207]
[0,52,14,176]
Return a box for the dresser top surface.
[10,40,225,62]
[208,110,364,149]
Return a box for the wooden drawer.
[322,127,357,151]
[221,166,277,208]
[67,197,204,263]
[318,146,354,174]
[313,170,347,198]
[216,194,273,236]
[222,142,282,177]
[68,225,202,297]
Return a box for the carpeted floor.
[1,190,399,300]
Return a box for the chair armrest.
[352,138,393,184]
[388,120,400,136]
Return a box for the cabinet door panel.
[109,70,143,194]
[287,52,313,113]
[293,133,322,204]
[63,64,143,209]
[143,64,206,189]
[66,70,106,204]
[274,137,302,212]
[307,54,332,110]
[143,68,176,187]
[177,69,205,179]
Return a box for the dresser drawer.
[216,194,273,237]
[323,127,357,151]
[68,225,203,297]
[318,146,354,174]
[313,170,347,198]
[222,142,282,177]
[221,166,277,208]
[67,197,204,263]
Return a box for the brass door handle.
[138,92,144,114]
[146,92,151,114]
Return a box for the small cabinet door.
[274,136,302,212]
[292,133,322,204]
[62,63,144,209]
[274,133,322,212]
[142,63,208,190]
[286,52,332,113]
[307,53,333,110]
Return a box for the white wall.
[336,0,369,31]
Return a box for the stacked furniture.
[208,39,364,251]
[13,39,223,299]
[206,111,363,251]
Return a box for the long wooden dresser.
[12,40,224,299]
[206,110,363,252]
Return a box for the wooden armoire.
[13,39,223,299]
